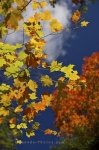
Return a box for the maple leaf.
[13,78,25,88]
[0,94,11,107]
[17,123,27,129]
[33,102,46,113]
[50,19,63,32]
[26,131,35,138]
[18,51,28,60]
[16,140,22,144]
[41,75,53,87]
[14,105,23,113]
[24,107,36,120]
[9,117,16,124]
[0,83,10,91]
[0,58,6,67]
[40,1,47,8]
[9,124,16,129]
[5,53,16,62]
[40,10,52,21]
[71,10,81,23]
[61,64,80,81]
[41,94,53,107]
[29,93,37,100]
[44,129,57,135]
[5,9,23,29]
[0,107,9,117]
[81,21,89,27]
[32,1,40,10]
[50,61,62,72]
[27,80,38,92]
[32,122,40,130]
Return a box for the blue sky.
[16,1,99,150]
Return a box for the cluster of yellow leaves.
[30,36,46,51]
[20,0,64,76]
[9,122,28,130]
[5,61,24,77]
[61,64,80,81]
[0,42,29,78]
[0,0,28,30]
[17,123,28,129]
[49,61,79,81]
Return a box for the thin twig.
[23,20,25,45]
[20,0,32,12]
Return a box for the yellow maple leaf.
[81,21,89,27]
[0,94,11,107]
[17,123,27,129]
[41,75,53,86]
[61,64,79,81]
[30,36,46,51]
[50,19,63,32]
[0,107,9,117]
[27,80,38,92]
[50,61,62,72]
[0,83,10,91]
[16,140,22,144]
[40,10,52,21]
[14,105,23,113]
[0,58,6,67]
[14,78,25,88]
[5,53,16,62]
[40,1,47,8]
[26,131,35,138]
[29,93,37,100]
[9,123,16,129]
[32,1,40,10]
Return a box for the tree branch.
[20,0,32,12]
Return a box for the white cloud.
[5,0,72,61]
[43,1,71,61]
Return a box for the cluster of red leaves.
[51,52,99,137]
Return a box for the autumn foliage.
[51,52,99,137]
[0,0,95,148]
